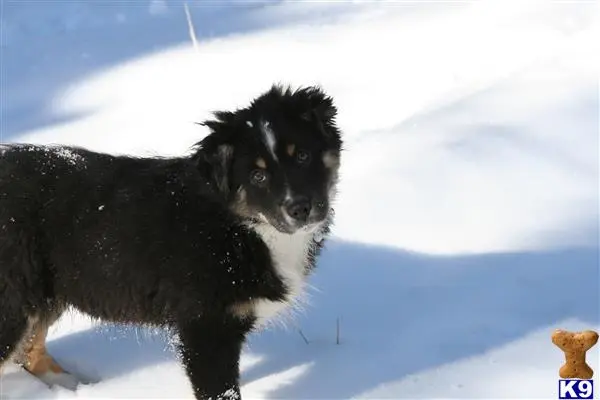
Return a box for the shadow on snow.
[39,239,599,398]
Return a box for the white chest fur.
[249,223,318,326]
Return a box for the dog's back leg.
[9,307,81,391]
[0,297,29,373]
[18,310,66,376]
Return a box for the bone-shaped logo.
[552,329,598,379]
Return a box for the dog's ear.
[295,87,341,148]
[300,101,336,127]
[296,87,337,125]
[203,143,233,196]
[296,86,337,119]
[193,114,237,198]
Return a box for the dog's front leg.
[177,315,251,400]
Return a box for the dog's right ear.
[202,143,233,196]
[193,115,236,198]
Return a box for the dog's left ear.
[298,87,338,131]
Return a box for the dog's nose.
[284,197,311,222]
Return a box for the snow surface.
[1,0,598,398]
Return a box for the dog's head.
[194,85,342,234]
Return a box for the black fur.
[0,84,342,399]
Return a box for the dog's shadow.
[0,325,178,398]
[10,239,597,399]
[45,324,177,384]
[238,240,599,399]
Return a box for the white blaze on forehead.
[282,187,294,225]
[260,121,278,162]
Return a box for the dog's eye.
[250,169,268,186]
[296,150,311,164]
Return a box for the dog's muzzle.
[283,196,311,224]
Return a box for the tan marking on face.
[256,157,267,169]
[323,151,340,169]
[287,144,296,157]
[20,321,65,375]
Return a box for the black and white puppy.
[0,85,342,399]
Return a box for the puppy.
[0,84,342,399]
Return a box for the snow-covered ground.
[1,0,598,398]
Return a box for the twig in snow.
[183,2,199,52]
[298,328,310,345]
